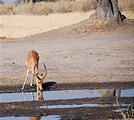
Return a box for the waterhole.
[0,88,134,119]
[0,89,134,102]
[0,115,61,120]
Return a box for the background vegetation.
[0,0,134,15]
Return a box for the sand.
[0,10,134,89]
[0,11,95,38]
[0,33,134,87]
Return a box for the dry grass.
[70,16,134,35]
[0,4,12,14]
[0,0,134,15]
[116,96,134,120]
[0,0,95,15]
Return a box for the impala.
[22,50,47,91]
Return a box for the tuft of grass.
[116,96,134,120]
[0,4,13,14]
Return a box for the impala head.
[33,62,47,91]
[33,63,47,81]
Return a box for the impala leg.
[31,92,35,101]
[30,74,34,86]
[22,69,30,90]
[22,91,28,101]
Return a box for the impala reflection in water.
[1,88,133,119]
[22,90,44,120]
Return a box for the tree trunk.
[94,0,125,25]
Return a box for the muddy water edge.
[0,82,134,120]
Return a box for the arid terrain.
[0,2,134,119]
[0,11,95,38]
[0,10,134,91]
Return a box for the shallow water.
[0,89,134,103]
[40,103,98,109]
[121,89,134,97]
[0,88,134,119]
[0,90,101,102]
[0,115,61,120]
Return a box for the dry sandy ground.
[0,32,134,88]
[0,11,95,38]
[0,11,134,89]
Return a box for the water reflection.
[22,89,122,108]
[99,89,120,98]
[22,90,44,101]
[98,89,120,107]
[22,90,44,120]
[0,116,61,120]
[21,88,134,120]
[0,88,134,119]
[29,117,41,120]
[1,89,134,103]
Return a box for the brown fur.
[26,50,39,74]
[22,50,47,91]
